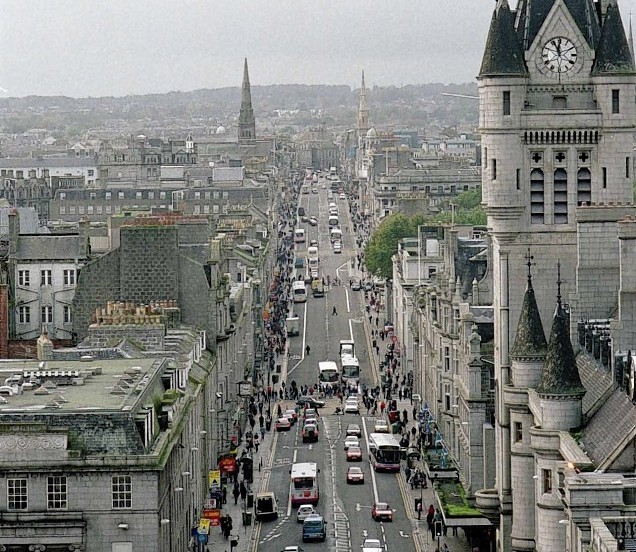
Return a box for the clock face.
[542,37,577,74]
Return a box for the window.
[41,306,52,324]
[492,159,497,180]
[59,192,66,201]
[69,206,76,215]
[63,269,76,286]
[96,206,103,214]
[63,305,72,324]
[136,191,142,199]
[530,169,545,224]
[18,306,30,324]
[118,192,124,200]
[160,191,166,199]
[603,167,608,189]
[18,270,30,287]
[106,205,112,214]
[542,469,552,494]
[516,168,520,190]
[7,478,27,510]
[88,169,94,177]
[47,476,67,510]
[148,191,154,199]
[577,168,592,206]
[41,270,52,286]
[553,168,568,224]
[105,192,111,200]
[612,89,620,114]
[514,422,523,443]
[78,206,84,215]
[112,475,132,509]
[87,206,93,215]
[59,206,66,215]
[503,91,511,115]
[627,157,631,179]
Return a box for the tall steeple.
[238,58,256,144]
[629,15,635,65]
[357,71,369,138]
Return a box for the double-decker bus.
[318,361,339,387]
[368,433,401,472]
[290,462,320,506]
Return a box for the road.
[253,177,417,552]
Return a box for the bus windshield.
[293,477,314,489]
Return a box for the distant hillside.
[0,82,479,136]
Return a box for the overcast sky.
[1,0,636,98]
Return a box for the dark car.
[296,396,326,409]
[295,258,305,268]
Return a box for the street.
[253,178,417,552]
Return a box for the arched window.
[554,168,568,224]
[577,168,591,206]
[530,169,545,224]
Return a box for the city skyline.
[12,0,636,98]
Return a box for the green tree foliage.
[364,188,486,279]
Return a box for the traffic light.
[435,521,443,537]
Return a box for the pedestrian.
[233,484,240,505]
[306,345,311,355]
[441,544,449,552]
[240,481,247,503]
[254,434,260,453]
[333,306,338,316]
[222,485,227,504]
[427,505,435,538]
[417,500,423,520]
[403,409,408,423]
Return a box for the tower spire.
[357,70,369,138]
[238,58,256,144]
[630,13,635,65]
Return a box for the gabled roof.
[592,2,635,75]
[13,234,87,261]
[479,0,528,77]
[515,0,600,51]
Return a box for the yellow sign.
[198,517,210,535]
[208,469,221,489]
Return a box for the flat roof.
[0,358,160,413]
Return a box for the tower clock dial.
[542,37,577,73]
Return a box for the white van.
[294,228,306,243]
[330,228,342,243]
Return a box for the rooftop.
[0,357,160,413]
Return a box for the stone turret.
[508,254,547,552]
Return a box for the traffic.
[252,169,422,552]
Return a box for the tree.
[364,188,486,279]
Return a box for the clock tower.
[478,0,635,550]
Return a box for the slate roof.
[537,303,586,397]
[578,352,614,416]
[13,234,87,261]
[592,3,635,75]
[510,279,548,360]
[479,0,528,77]
[580,388,636,466]
[515,0,600,50]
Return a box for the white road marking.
[361,417,380,503]
[346,288,350,313]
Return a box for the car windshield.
[348,425,359,431]
[364,540,381,547]
[376,503,388,509]
[304,519,323,528]
[348,446,361,453]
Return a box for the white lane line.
[346,288,350,313]
[287,446,299,517]
[361,417,380,503]
[288,302,308,376]
[349,318,354,341]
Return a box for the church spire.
[238,58,256,144]
[357,70,369,137]
[592,1,635,75]
[479,0,527,77]
[629,13,635,65]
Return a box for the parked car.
[373,419,390,433]
[371,502,393,522]
[346,446,362,462]
[276,417,292,431]
[344,436,360,450]
[346,423,362,437]
[296,504,316,523]
[296,396,325,409]
[346,466,365,484]
[295,257,305,268]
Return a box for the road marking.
[361,417,380,503]
[345,288,350,313]
[399,531,410,538]
[348,318,355,341]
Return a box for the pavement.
[201,347,291,552]
[361,284,475,552]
